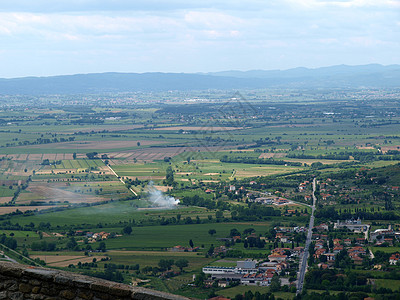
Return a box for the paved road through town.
[296,177,317,294]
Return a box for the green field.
[9,202,216,227]
[0,94,400,299]
[374,279,400,291]
[103,222,271,250]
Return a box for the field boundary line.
[105,162,138,196]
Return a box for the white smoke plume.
[146,181,179,208]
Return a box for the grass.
[307,290,343,295]
[0,230,39,238]
[208,259,237,267]
[371,247,400,254]
[1,99,400,299]
[0,186,16,197]
[53,159,104,170]
[104,222,272,251]
[112,157,305,184]
[9,202,209,226]
[215,285,288,299]
[113,163,165,178]
[104,250,212,272]
[374,279,400,291]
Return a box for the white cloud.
[184,11,243,28]
[286,0,400,8]
[0,12,184,41]
[0,0,398,77]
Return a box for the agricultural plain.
[0,90,400,298]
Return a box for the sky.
[0,0,399,78]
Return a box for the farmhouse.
[370,224,398,242]
[389,253,400,265]
[251,197,274,204]
[268,253,287,262]
[314,223,329,231]
[241,272,274,286]
[170,245,199,252]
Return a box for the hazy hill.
[206,64,400,78]
[206,64,400,88]
[0,64,399,95]
[0,73,267,95]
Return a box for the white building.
[334,218,369,233]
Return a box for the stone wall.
[0,262,189,300]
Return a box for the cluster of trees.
[41,159,62,165]
[303,268,397,295]
[0,234,17,250]
[287,153,350,160]
[378,154,400,161]
[231,203,282,220]
[180,195,229,210]
[316,207,400,221]
[305,269,369,292]
[63,237,106,252]
[86,152,98,159]
[71,118,104,124]
[31,240,57,251]
[165,166,174,186]
[85,268,124,282]
[75,261,98,269]
[351,152,378,162]
[104,263,140,271]
[180,196,282,221]
[295,291,388,300]
[243,176,302,189]
[141,259,189,274]
[231,290,278,300]
[244,236,266,249]
[0,221,49,232]
[237,138,275,150]
[5,136,76,148]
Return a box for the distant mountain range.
[0,64,399,95]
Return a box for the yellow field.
[31,255,108,267]
[235,165,302,178]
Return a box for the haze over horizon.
[0,0,399,78]
[0,63,398,80]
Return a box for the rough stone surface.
[0,262,190,300]
[78,290,94,299]
[59,289,75,299]
[19,283,32,293]
[30,279,42,286]
[9,291,24,300]
[0,291,7,300]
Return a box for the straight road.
[106,162,138,196]
[296,178,317,294]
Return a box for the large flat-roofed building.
[334,218,369,232]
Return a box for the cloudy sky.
[0,0,399,77]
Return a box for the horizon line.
[1,63,399,80]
